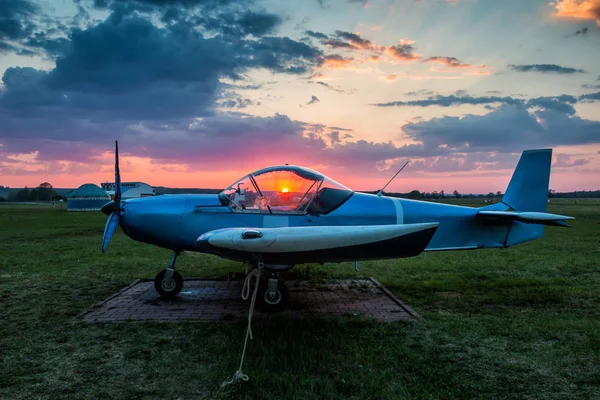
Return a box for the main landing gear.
[154,251,183,299]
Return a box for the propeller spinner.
[101,141,122,253]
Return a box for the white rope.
[221,267,262,387]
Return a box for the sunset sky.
[1,0,599,193]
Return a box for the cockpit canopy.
[219,165,353,215]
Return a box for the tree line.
[8,182,62,202]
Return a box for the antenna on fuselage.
[376,161,409,197]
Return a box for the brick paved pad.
[82,278,418,322]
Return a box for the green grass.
[1,202,599,399]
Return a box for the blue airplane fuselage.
[118,191,533,262]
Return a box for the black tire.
[154,269,184,299]
[257,278,289,312]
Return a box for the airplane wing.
[477,210,574,227]
[197,223,439,264]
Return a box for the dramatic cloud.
[508,64,585,74]
[552,0,600,27]
[373,94,522,108]
[423,56,492,75]
[0,0,38,40]
[305,30,328,39]
[333,30,374,50]
[402,104,600,152]
[423,56,471,68]
[387,40,420,61]
[320,54,354,68]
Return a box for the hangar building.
[67,184,111,211]
[101,182,154,199]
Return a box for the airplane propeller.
[101,141,122,253]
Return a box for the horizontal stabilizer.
[477,210,574,227]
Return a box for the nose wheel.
[154,251,183,299]
[257,276,289,311]
[154,269,183,299]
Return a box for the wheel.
[257,278,289,312]
[154,269,183,299]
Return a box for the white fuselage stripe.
[391,198,404,224]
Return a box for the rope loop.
[221,267,263,387]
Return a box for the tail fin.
[502,149,552,212]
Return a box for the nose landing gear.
[154,251,183,299]
[257,273,289,311]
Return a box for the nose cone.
[101,200,120,216]
[119,195,187,248]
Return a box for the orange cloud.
[321,54,354,68]
[384,74,398,82]
[386,40,421,61]
[552,0,600,26]
[423,57,494,75]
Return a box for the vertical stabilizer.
[502,149,552,212]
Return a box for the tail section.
[478,149,573,247]
[502,149,552,212]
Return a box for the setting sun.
[282,187,289,193]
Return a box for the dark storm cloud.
[579,91,600,101]
[508,64,585,74]
[0,0,38,40]
[334,30,373,49]
[236,11,282,36]
[402,104,600,152]
[305,30,328,40]
[526,95,578,115]
[0,40,18,53]
[91,0,238,10]
[0,12,326,145]
[324,39,356,49]
[373,94,522,108]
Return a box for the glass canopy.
[219,165,353,215]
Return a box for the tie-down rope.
[221,267,262,387]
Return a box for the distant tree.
[496,191,502,197]
[486,192,495,198]
[453,190,461,199]
[16,187,30,201]
[548,189,556,198]
[439,190,445,198]
[35,182,57,201]
[407,190,422,199]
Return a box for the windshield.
[219,166,353,215]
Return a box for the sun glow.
[281,187,289,193]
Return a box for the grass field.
[1,201,599,399]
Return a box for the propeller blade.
[114,140,122,202]
[102,211,120,253]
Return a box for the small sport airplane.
[101,142,573,310]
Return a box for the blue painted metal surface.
[102,146,573,266]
